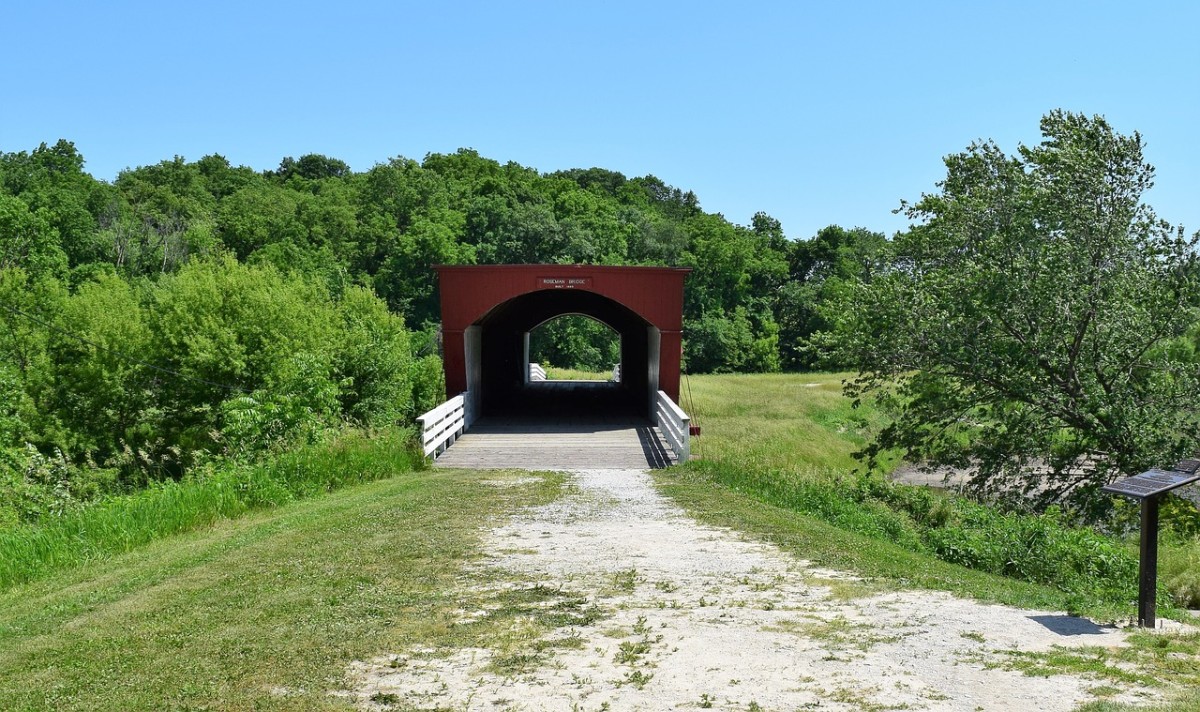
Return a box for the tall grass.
[542,364,612,380]
[1161,537,1200,608]
[0,428,421,590]
[683,372,893,475]
[688,459,1139,611]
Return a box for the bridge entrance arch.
[435,265,690,420]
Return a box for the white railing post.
[611,363,622,382]
[416,392,468,459]
[654,390,691,463]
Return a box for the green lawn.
[0,469,561,711]
[682,372,892,475]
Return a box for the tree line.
[1,140,872,523]
[3,110,1198,522]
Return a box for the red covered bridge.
[418,264,693,468]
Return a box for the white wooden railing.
[611,363,621,382]
[416,393,467,458]
[655,390,691,463]
[529,363,547,381]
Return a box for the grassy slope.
[682,372,871,473]
[667,373,1088,610]
[0,469,561,711]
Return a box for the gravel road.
[346,468,1163,711]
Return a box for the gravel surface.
[344,468,1165,711]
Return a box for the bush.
[685,460,1142,608]
[1161,538,1200,609]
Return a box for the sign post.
[1102,460,1200,628]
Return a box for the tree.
[830,111,1200,511]
[0,194,66,277]
[778,225,889,370]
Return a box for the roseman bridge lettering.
[417,265,692,469]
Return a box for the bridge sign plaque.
[539,276,593,289]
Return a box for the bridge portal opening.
[528,314,621,381]
[468,289,659,418]
[435,264,689,422]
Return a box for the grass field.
[542,364,613,380]
[680,372,887,474]
[3,372,1198,710]
[0,468,563,711]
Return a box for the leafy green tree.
[46,272,154,466]
[0,195,66,278]
[148,257,338,459]
[0,269,65,441]
[332,286,416,425]
[0,140,112,267]
[830,111,1200,509]
[528,315,621,372]
[115,156,216,228]
[216,183,304,259]
[271,154,352,182]
[778,225,889,370]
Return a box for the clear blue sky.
[3,0,1196,240]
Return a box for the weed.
[632,615,650,635]
[610,567,639,594]
[614,639,651,665]
[616,669,654,689]
[490,651,545,675]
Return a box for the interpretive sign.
[539,276,593,290]
[1174,458,1200,474]
[1102,468,1200,499]
[1102,461,1200,629]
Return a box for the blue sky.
[3,1,1196,240]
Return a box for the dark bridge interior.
[474,289,655,419]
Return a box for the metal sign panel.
[1173,458,1200,474]
[1102,469,1200,499]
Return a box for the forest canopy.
[1,139,866,523]
[4,114,1197,522]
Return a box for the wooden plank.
[432,416,675,470]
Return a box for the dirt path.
[345,468,1158,711]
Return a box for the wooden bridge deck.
[431,415,675,470]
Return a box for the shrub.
[1161,538,1200,609]
[685,460,1142,608]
